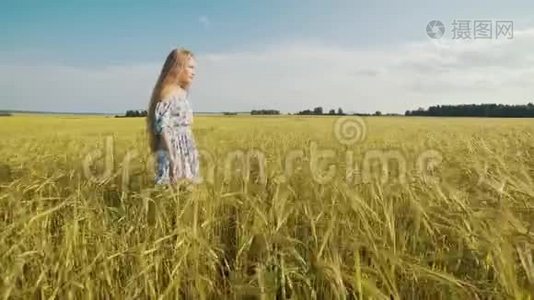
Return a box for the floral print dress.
[153,91,201,185]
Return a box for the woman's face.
[179,56,196,87]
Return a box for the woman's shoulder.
[155,94,176,114]
[160,92,176,103]
[161,87,187,102]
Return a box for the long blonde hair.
[147,48,194,152]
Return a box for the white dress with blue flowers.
[153,91,200,184]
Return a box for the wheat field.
[1,114,533,299]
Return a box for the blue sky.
[1,0,534,113]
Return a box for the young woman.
[147,48,202,186]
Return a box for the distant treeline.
[405,103,534,117]
[296,107,345,115]
[294,107,399,116]
[115,110,147,118]
[117,103,534,118]
[251,109,280,115]
[115,107,399,117]
[0,112,12,117]
[350,112,401,116]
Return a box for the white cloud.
[193,29,534,113]
[1,28,534,114]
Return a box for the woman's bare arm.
[161,130,175,163]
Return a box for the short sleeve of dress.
[154,101,172,135]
